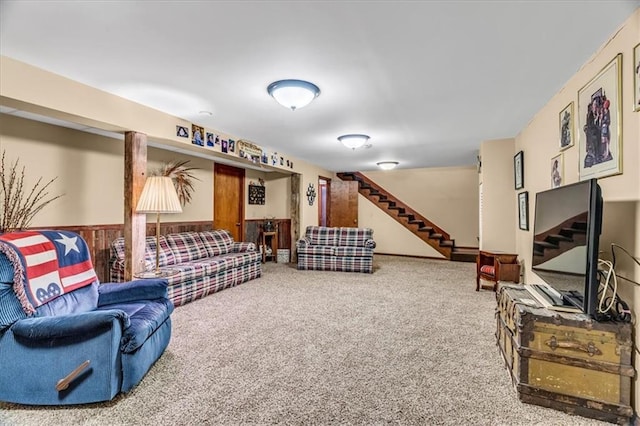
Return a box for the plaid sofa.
[296,226,376,273]
[110,230,261,307]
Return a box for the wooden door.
[214,163,245,241]
[328,180,358,227]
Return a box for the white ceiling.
[1,1,638,172]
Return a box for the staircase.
[337,172,477,262]
[532,214,588,265]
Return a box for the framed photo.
[559,102,574,150]
[578,54,622,181]
[551,153,564,188]
[176,125,189,138]
[192,124,204,146]
[205,132,216,147]
[518,191,529,231]
[634,43,640,112]
[514,151,524,190]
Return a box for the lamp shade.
[136,176,183,213]
[267,79,320,111]
[338,134,370,150]
[377,161,399,170]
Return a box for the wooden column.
[124,131,147,280]
[290,173,300,261]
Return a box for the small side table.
[261,231,278,263]
[476,250,520,291]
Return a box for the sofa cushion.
[36,281,99,317]
[144,236,176,267]
[199,230,234,257]
[163,263,209,287]
[337,227,374,247]
[98,298,174,353]
[165,232,208,263]
[305,226,339,246]
[333,246,374,258]
[186,256,236,276]
[297,245,335,256]
[112,236,176,268]
[480,265,495,276]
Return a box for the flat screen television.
[528,178,603,317]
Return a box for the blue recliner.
[0,230,174,405]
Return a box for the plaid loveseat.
[296,226,376,273]
[110,230,261,306]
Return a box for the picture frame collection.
[515,48,634,233]
[176,125,295,171]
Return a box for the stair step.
[561,227,587,235]
[440,240,454,247]
[547,234,573,243]
[418,226,434,232]
[398,213,413,217]
[534,241,559,250]
[429,233,443,240]
[408,220,423,225]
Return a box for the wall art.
[578,54,622,180]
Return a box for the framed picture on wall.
[514,151,524,190]
[551,153,563,188]
[577,53,622,181]
[634,42,640,112]
[559,102,574,150]
[518,191,529,231]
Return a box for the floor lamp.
[136,176,183,277]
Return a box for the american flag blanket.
[0,230,97,315]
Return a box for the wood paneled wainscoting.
[33,220,291,283]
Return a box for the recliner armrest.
[11,309,129,340]
[98,279,169,306]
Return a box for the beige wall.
[146,148,213,222]
[359,195,444,257]
[2,114,124,226]
[245,169,291,220]
[479,138,517,252]
[516,9,639,283]
[360,166,479,252]
[513,9,639,409]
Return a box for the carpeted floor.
[0,255,611,425]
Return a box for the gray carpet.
[0,256,610,425]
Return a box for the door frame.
[318,176,331,227]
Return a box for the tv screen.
[530,179,602,317]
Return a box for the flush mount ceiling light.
[377,161,399,170]
[267,79,320,111]
[338,134,370,150]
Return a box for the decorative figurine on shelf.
[306,183,317,206]
[263,216,275,232]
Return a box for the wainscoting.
[34,219,291,283]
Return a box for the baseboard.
[374,252,448,261]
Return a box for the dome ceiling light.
[338,134,370,150]
[377,161,399,170]
[267,79,320,111]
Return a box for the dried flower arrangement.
[151,160,199,206]
[0,150,63,233]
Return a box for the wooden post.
[124,131,147,281]
[290,173,300,261]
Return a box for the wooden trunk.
[496,284,634,425]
